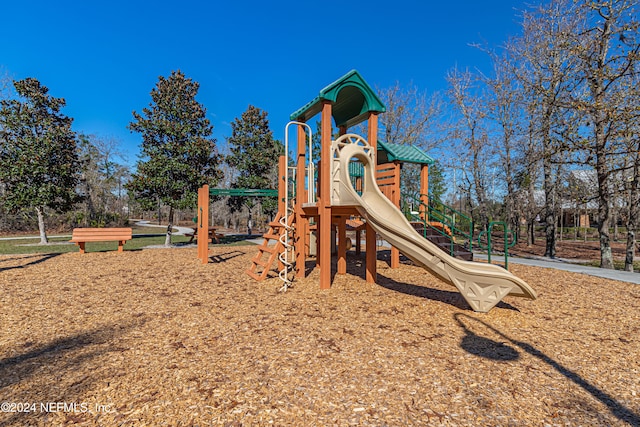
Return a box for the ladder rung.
[246,269,262,281]
[252,258,269,268]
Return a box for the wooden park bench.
[70,228,133,254]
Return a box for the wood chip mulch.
[1,245,639,426]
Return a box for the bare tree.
[77,134,130,226]
[623,141,639,271]
[515,109,545,247]
[377,82,443,152]
[446,67,491,231]
[568,0,640,268]
[481,53,527,233]
[620,81,640,271]
[506,0,581,258]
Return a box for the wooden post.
[197,185,203,262]
[366,113,378,283]
[337,216,347,274]
[390,161,401,269]
[420,164,429,221]
[295,126,308,278]
[198,184,209,264]
[319,101,333,289]
[315,162,322,268]
[277,155,286,272]
[278,156,286,215]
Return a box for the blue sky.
[1,0,529,166]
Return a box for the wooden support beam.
[390,161,401,269]
[366,113,379,283]
[277,156,286,272]
[337,216,347,274]
[420,164,429,221]
[198,184,209,264]
[295,126,307,278]
[319,101,333,289]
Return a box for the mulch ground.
[1,245,639,426]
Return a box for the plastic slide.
[330,135,537,312]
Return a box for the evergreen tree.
[0,77,81,244]
[225,105,283,234]
[428,161,446,201]
[126,70,222,245]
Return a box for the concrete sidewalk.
[133,220,193,236]
[474,253,640,285]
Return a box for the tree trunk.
[540,102,557,259]
[247,205,253,236]
[165,206,174,246]
[471,150,489,231]
[35,206,48,245]
[625,162,639,272]
[544,210,556,258]
[625,230,636,272]
[543,157,556,258]
[527,219,535,246]
[595,116,614,269]
[598,214,613,269]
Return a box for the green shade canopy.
[209,188,278,197]
[377,140,434,165]
[290,70,386,129]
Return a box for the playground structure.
[196,70,536,312]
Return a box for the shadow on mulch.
[0,253,63,273]
[0,319,146,426]
[455,314,640,426]
[376,273,518,312]
[209,250,245,263]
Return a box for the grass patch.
[0,225,181,239]
[0,234,193,255]
[0,232,256,255]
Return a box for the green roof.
[209,188,278,197]
[290,70,386,129]
[377,141,435,165]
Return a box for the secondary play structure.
[196,70,536,312]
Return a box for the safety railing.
[402,192,474,252]
[477,221,517,270]
[426,193,474,252]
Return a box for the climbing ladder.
[246,211,295,281]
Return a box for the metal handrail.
[402,192,474,252]
[401,206,455,257]
[426,193,474,250]
[477,221,517,270]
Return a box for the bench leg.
[118,241,124,252]
[78,242,86,254]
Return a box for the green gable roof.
[290,70,386,128]
[377,140,435,165]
